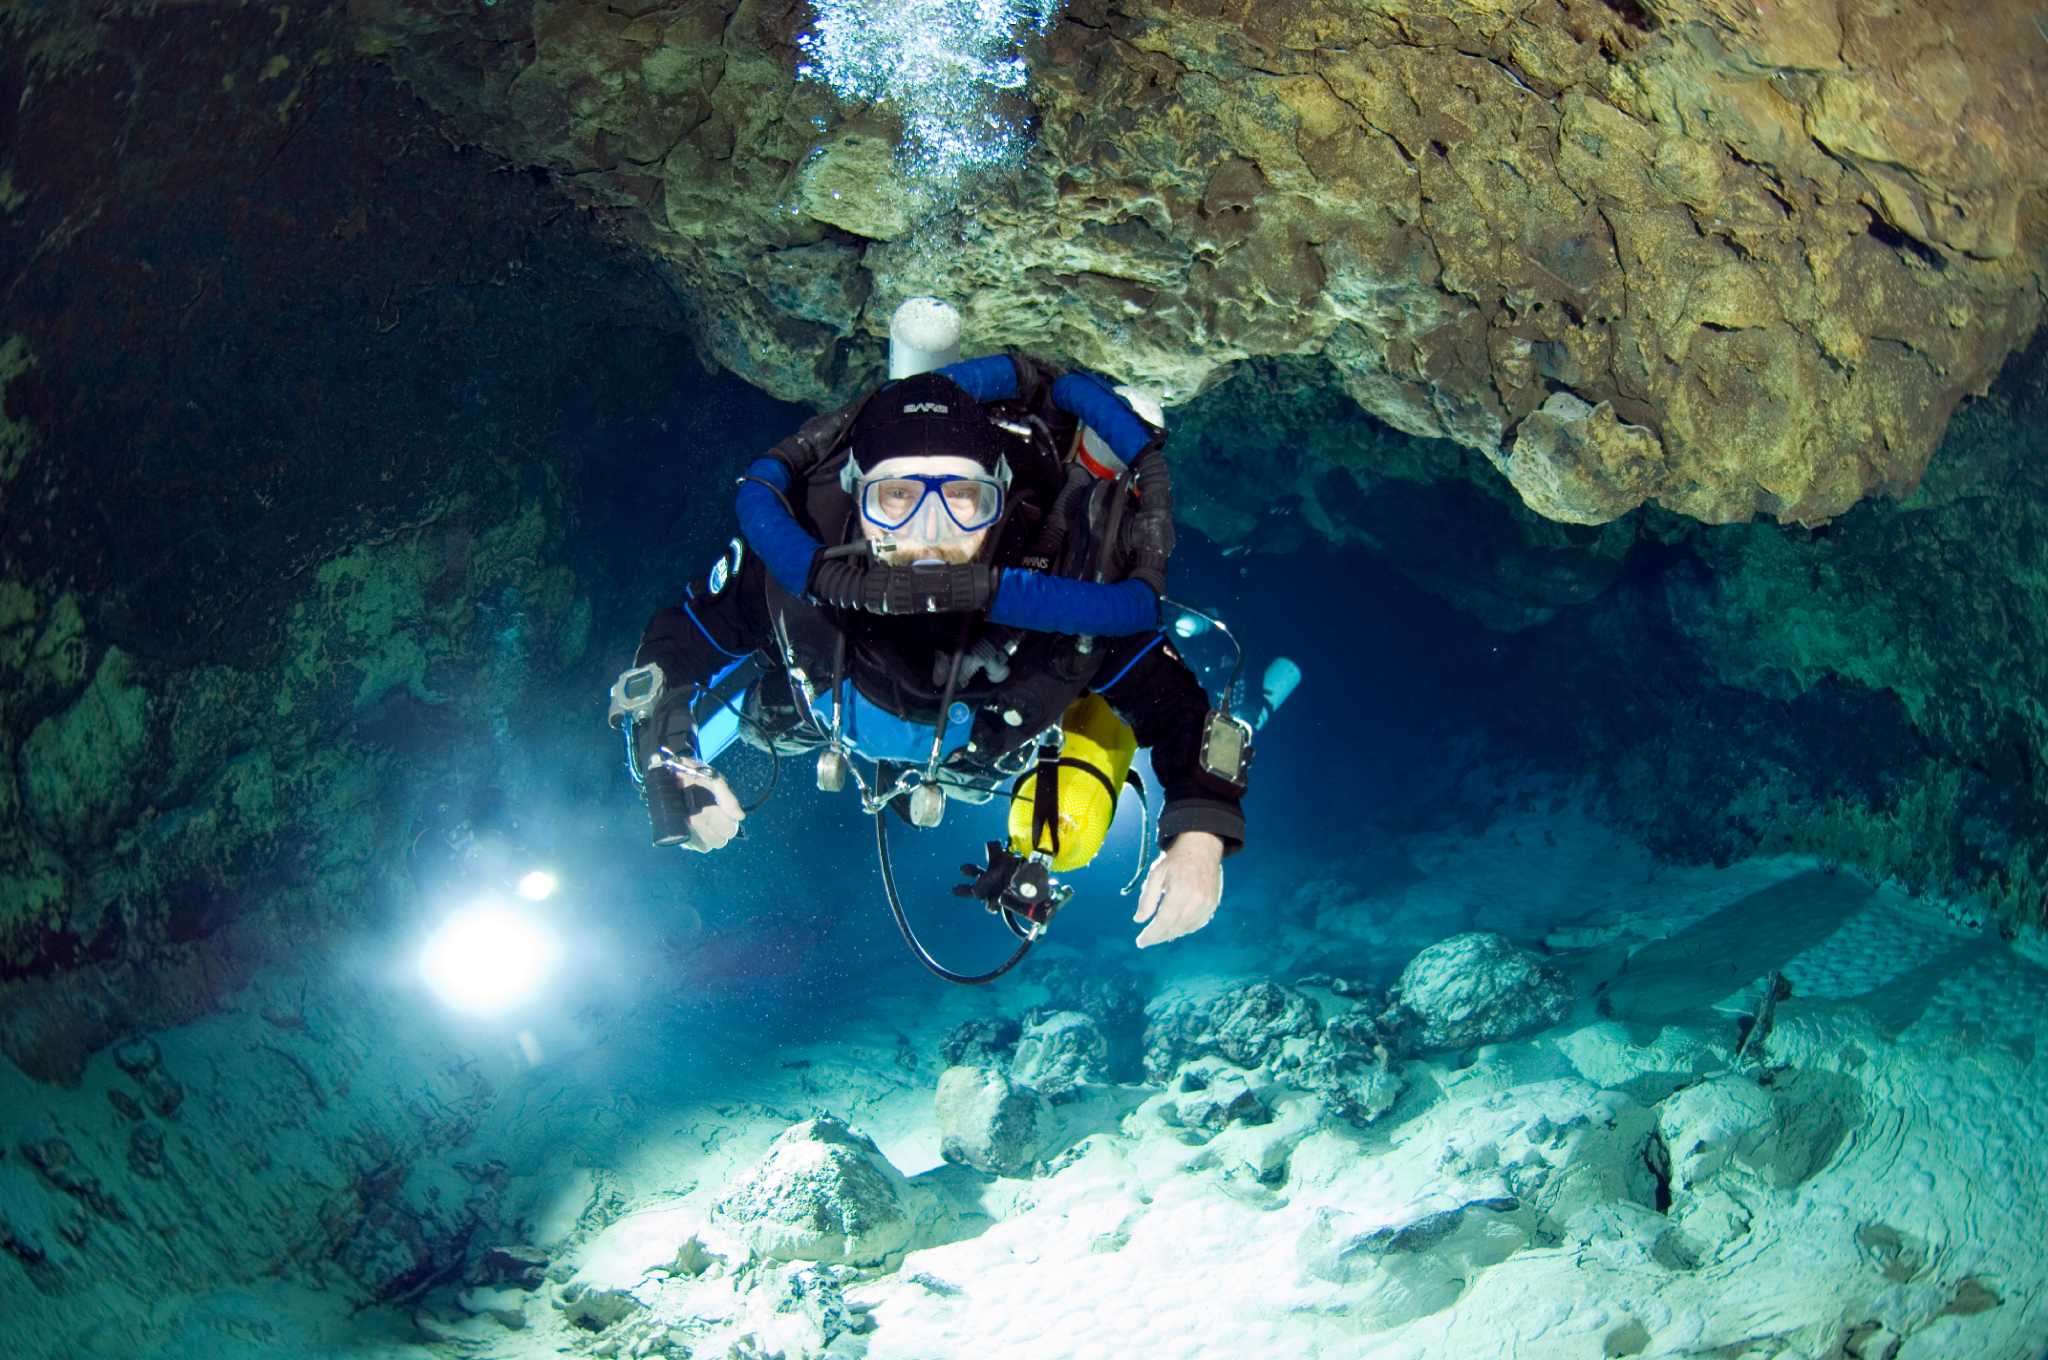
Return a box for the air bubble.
[795,0,1064,197]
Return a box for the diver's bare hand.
[1133,831,1224,948]
[672,762,745,852]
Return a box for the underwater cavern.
[3,0,2048,1356]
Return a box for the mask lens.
[939,478,1000,531]
[865,478,928,530]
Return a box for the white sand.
[6,797,2046,1359]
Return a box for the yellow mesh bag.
[1008,694,1137,872]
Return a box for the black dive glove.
[953,840,1061,925]
[809,555,999,615]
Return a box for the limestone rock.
[934,1066,1049,1177]
[1563,1202,1705,1275]
[1503,393,1666,527]
[553,1282,645,1333]
[1201,1090,1325,1187]
[938,1017,1020,1071]
[1145,982,1407,1128]
[1144,981,1322,1081]
[1434,1079,1662,1226]
[1655,1071,1859,1197]
[352,0,2048,527]
[1037,956,1147,1030]
[1383,932,1573,1053]
[1548,1021,1730,1105]
[1035,953,1148,1080]
[1273,1012,1406,1126]
[731,1262,871,1358]
[1164,1060,1271,1134]
[1009,1009,1109,1101]
[713,1117,916,1266]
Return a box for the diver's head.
[843,372,1010,566]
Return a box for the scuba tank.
[889,296,963,378]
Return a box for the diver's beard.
[873,537,985,566]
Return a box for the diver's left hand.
[1133,831,1225,948]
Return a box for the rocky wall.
[0,1,789,1077]
[349,0,2047,526]
[1490,342,2048,927]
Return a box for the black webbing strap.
[1026,753,1121,859]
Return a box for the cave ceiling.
[347,0,2048,528]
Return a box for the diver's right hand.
[664,759,745,852]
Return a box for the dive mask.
[859,473,1005,538]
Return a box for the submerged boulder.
[935,1066,1049,1177]
[938,1016,1021,1070]
[1383,932,1573,1053]
[1656,1070,1859,1197]
[1274,1011,1406,1126]
[1143,981,1323,1081]
[713,1118,915,1266]
[1145,982,1406,1128]
[1165,1060,1272,1134]
[1036,955,1149,1080]
[1009,1009,1110,1101]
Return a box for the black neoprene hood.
[848,372,1007,473]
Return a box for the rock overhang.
[346,0,2047,529]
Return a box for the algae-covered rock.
[1383,932,1573,1054]
[934,1065,1049,1177]
[714,1117,916,1266]
[352,0,2048,527]
[938,1016,1021,1071]
[1145,983,1407,1128]
[1275,1012,1406,1127]
[20,647,153,848]
[1009,1009,1109,1101]
[1161,981,1322,1073]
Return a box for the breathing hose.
[874,811,1035,985]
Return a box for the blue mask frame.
[859,473,1005,534]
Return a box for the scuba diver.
[607,305,1250,983]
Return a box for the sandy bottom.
[6,798,2047,1360]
